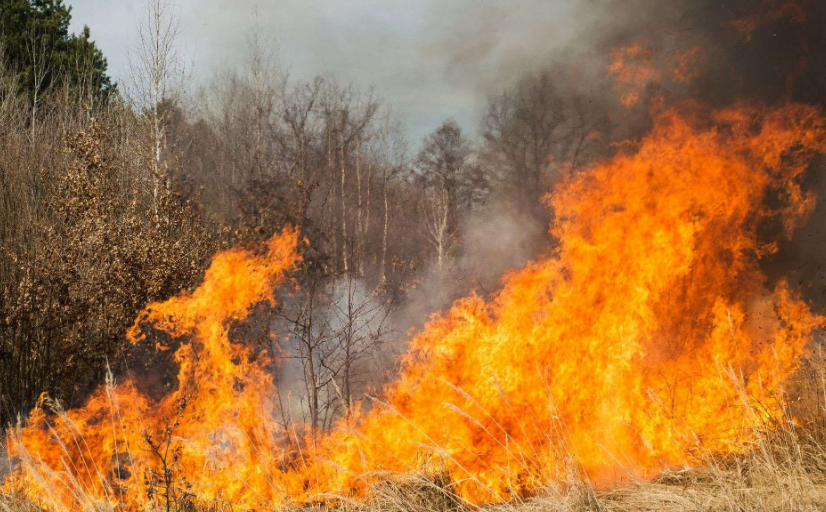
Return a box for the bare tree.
[319,84,379,276]
[481,70,607,216]
[128,0,184,220]
[25,25,54,138]
[415,120,482,272]
[423,185,451,272]
[324,277,394,417]
[279,275,330,432]
[374,112,408,281]
[481,72,563,209]
[276,273,396,431]
[244,20,281,181]
[277,77,323,224]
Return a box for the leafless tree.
[276,273,396,432]
[245,21,281,182]
[277,274,333,432]
[481,70,608,216]
[128,0,185,220]
[277,77,323,224]
[318,83,379,276]
[415,120,483,272]
[324,277,395,417]
[25,25,54,138]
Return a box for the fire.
[733,0,808,43]
[4,102,826,510]
[609,43,708,105]
[673,47,704,83]
[607,43,661,107]
[4,229,302,510]
[294,102,826,503]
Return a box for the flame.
[4,229,302,510]
[733,0,808,43]
[4,102,826,509]
[608,43,661,107]
[291,102,826,503]
[673,47,705,83]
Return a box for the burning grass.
[4,319,826,512]
[4,380,826,512]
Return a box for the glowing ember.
[4,104,826,510]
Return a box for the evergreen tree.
[0,0,113,98]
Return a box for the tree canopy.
[0,0,113,98]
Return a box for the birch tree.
[129,0,184,220]
[415,120,479,272]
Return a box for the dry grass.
[335,453,826,512]
[3,430,826,512]
[324,462,826,512]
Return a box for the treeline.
[0,0,610,429]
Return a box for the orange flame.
[4,102,826,510]
[293,102,826,503]
[608,43,661,107]
[733,0,808,43]
[4,229,302,510]
[672,46,705,83]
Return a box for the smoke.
[70,0,826,142]
[271,276,398,427]
[423,0,826,117]
[391,197,550,354]
[455,0,826,296]
[256,0,826,356]
[419,0,611,95]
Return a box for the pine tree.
[0,0,113,98]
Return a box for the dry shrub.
[0,114,222,427]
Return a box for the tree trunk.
[381,163,388,282]
[340,127,349,275]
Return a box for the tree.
[481,70,608,219]
[0,0,113,100]
[374,112,408,281]
[276,271,396,431]
[129,0,183,221]
[319,83,379,276]
[415,119,485,271]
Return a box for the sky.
[66,0,606,142]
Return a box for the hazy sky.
[67,0,605,142]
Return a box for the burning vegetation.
[6,98,826,511]
[3,1,826,511]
